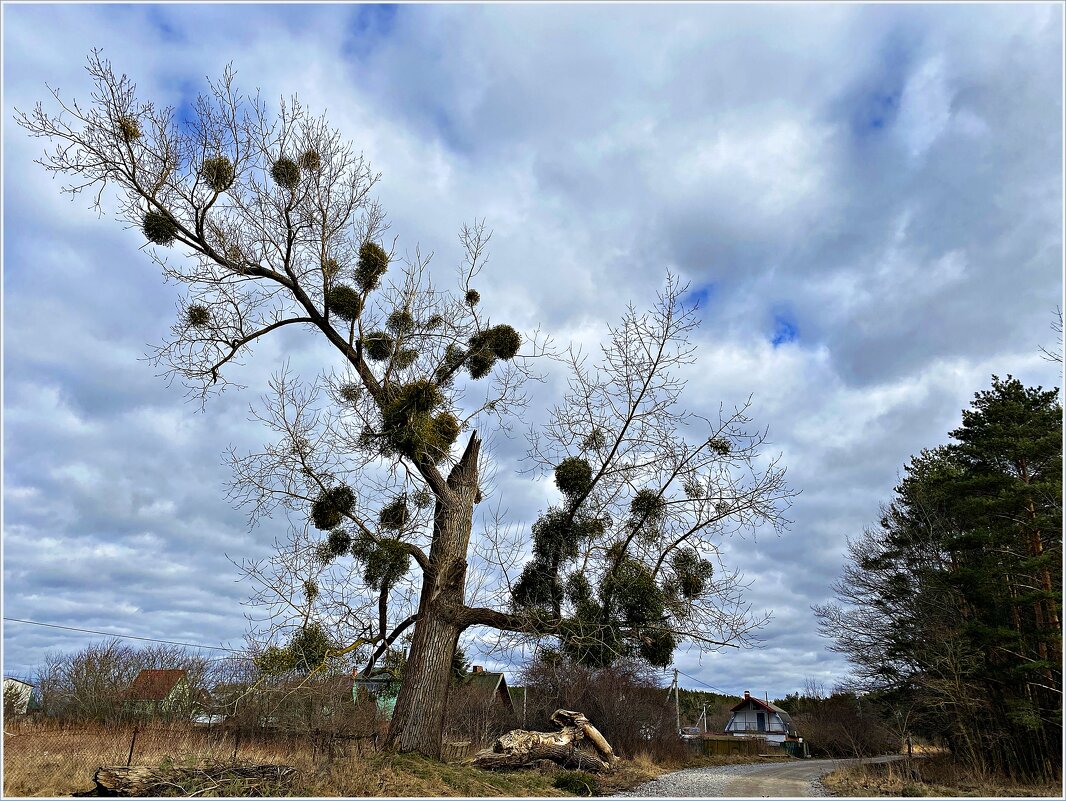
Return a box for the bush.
[186,304,211,329]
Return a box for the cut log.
[73,763,296,797]
[471,708,620,773]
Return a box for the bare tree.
[18,55,792,757]
[1039,306,1063,365]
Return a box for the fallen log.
[73,763,296,797]
[471,709,620,773]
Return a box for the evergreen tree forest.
[816,376,1062,781]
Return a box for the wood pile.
[73,763,296,797]
[471,709,619,773]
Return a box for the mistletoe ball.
[270,157,301,190]
[326,284,364,322]
[201,156,235,192]
[117,116,142,143]
[142,211,178,246]
[186,304,211,328]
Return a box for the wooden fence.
[686,735,764,756]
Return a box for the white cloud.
[2,3,1061,702]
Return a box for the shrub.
[629,489,665,523]
[393,348,419,370]
[322,257,341,278]
[555,457,593,500]
[338,383,361,405]
[379,498,410,530]
[310,485,356,530]
[707,437,731,456]
[363,331,395,362]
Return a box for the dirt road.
[617,755,903,798]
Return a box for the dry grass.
[3,721,318,797]
[822,755,1062,798]
[1,720,564,797]
[2,719,789,797]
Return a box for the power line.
[2,617,242,654]
[676,667,734,696]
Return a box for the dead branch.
[471,709,619,773]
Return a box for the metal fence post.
[126,727,139,766]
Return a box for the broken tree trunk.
[73,763,296,797]
[471,709,620,773]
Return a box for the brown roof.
[466,669,515,713]
[126,669,187,701]
[728,694,798,736]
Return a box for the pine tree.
[816,376,1062,780]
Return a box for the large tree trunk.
[385,434,481,757]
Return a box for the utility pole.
[673,668,681,735]
[701,703,708,734]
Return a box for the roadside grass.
[2,721,318,797]
[2,721,568,797]
[821,755,1062,798]
[3,717,802,798]
[1,719,708,798]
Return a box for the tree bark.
[385,433,481,757]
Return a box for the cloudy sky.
[3,3,1062,702]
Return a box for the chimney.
[743,690,750,700]
[473,665,484,673]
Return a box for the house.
[464,665,515,715]
[124,669,195,717]
[353,669,398,718]
[724,690,800,745]
[3,677,37,715]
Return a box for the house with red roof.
[124,669,200,718]
[724,690,801,745]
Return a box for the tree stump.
[471,709,619,773]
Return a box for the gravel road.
[614,755,903,798]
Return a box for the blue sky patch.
[683,282,716,312]
[771,314,799,347]
[844,25,919,138]
[144,6,184,45]
[342,4,400,61]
